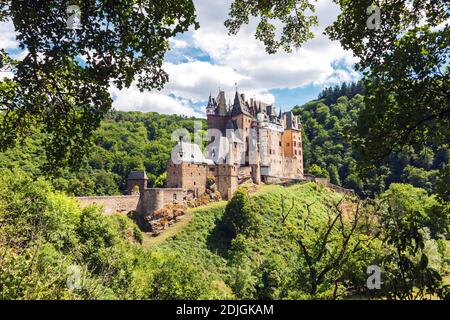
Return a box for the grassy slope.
[146,182,345,285]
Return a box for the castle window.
[279,141,281,146]
[294,141,297,146]
[287,143,290,147]
[194,181,196,185]
[173,193,177,200]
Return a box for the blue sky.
[0,0,361,118]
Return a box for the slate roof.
[128,170,148,180]
[283,111,300,130]
[172,142,214,165]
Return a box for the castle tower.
[249,121,261,185]
[207,91,231,136]
[127,171,148,195]
[216,164,238,199]
[282,112,304,178]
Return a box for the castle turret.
[127,171,148,195]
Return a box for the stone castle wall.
[135,188,185,217]
[216,164,238,199]
[76,188,186,220]
[167,162,208,197]
[76,195,139,215]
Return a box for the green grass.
[147,182,344,283]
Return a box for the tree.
[149,255,219,300]
[257,254,289,300]
[0,1,198,169]
[224,0,318,54]
[288,197,374,299]
[307,164,329,179]
[222,188,261,238]
[376,184,449,299]
[326,1,449,201]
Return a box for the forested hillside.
[0,87,448,299]
[1,169,448,299]
[0,112,204,196]
[1,88,447,200]
[293,83,449,197]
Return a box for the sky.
[0,0,360,118]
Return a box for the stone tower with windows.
[127,171,148,195]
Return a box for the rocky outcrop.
[133,202,187,235]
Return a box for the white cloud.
[109,85,204,118]
[158,0,359,106]
[0,1,360,113]
[0,20,17,50]
[169,39,189,49]
[162,61,249,102]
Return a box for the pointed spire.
[216,90,227,116]
[207,92,212,107]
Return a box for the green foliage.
[318,80,365,105]
[0,168,217,300]
[148,254,221,300]
[225,0,317,54]
[1,169,448,299]
[154,172,167,188]
[222,188,262,238]
[307,164,329,179]
[294,91,449,198]
[0,111,204,196]
[159,183,377,299]
[0,0,198,168]
[326,2,449,201]
[377,183,449,299]
[257,254,289,300]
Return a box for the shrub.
[222,188,261,238]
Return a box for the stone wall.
[302,175,354,195]
[134,188,186,230]
[237,166,252,179]
[216,164,238,199]
[76,195,139,215]
[167,162,207,197]
[136,188,186,217]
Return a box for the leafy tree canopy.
[0,0,198,169]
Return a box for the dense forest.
[0,87,449,300]
[1,0,447,302]
[1,82,446,200]
[293,82,449,198]
[1,169,448,299]
[0,112,204,196]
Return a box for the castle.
[77,91,353,232]
[165,90,304,200]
